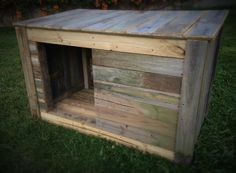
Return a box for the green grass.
[0,11,236,173]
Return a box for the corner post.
[175,40,209,164]
[15,27,40,117]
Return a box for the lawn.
[0,10,235,173]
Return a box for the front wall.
[93,50,183,151]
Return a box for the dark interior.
[44,44,93,102]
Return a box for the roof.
[14,9,228,40]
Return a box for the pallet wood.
[15,10,228,40]
[93,66,182,94]
[195,34,221,142]
[41,111,175,160]
[175,40,208,163]
[15,27,40,116]
[93,49,184,77]
[26,28,186,58]
[14,9,227,163]
[94,81,180,106]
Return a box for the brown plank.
[175,40,208,163]
[92,49,184,77]
[93,66,182,94]
[15,27,40,116]
[37,43,54,110]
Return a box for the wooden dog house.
[14,9,228,163]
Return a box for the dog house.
[14,9,228,163]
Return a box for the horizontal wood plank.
[94,89,178,124]
[41,111,175,160]
[92,49,183,76]
[93,66,182,94]
[27,28,186,58]
[94,81,180,106]
[96,118,175,150]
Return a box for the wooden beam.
[41,111,175,161]
[15,27,40,117]
[82,49,89,89]
[175,40,208,164]
[26,28,186,58]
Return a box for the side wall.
[175,36,221,163]
[92,50,184,151]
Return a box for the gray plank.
[103,11,155,33]
[82,11,138,32]
[92,49,184,77]
[127,11,183,34]
[175,40,208,163]
[61,10,124,29]
[154,11,204,37]
[184,10,228,39]
[19,9,86,27]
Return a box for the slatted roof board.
[15,9,228,40]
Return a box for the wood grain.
[184,10,228,39]
[15,10,227,40]
[93,49,184,77]
[94,81,180,106]
[41,111,175,160]
[27,28,186,58]
[93,66,182,94]
[15,27,40,116]
[175,40,208,161]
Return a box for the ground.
[0,9,235,173]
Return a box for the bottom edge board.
[40,111,175,161]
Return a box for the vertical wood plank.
[175,40,208,163]
[82,49,89,89]
[15,27,40,116]
[37,43,54,110]
[195,31,221,142]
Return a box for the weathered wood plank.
[94,89,178,124]
[27,28,186,58]
[82,49,89,89]
[93,66,182,94]
[103,11,154,32]
[175,40,208,163]
[195,34,220,141]
[81,11,138,32]
[96,118,175,150]
[155,11,204,36]
[62,11,125,29]
[92,49,183,77]
[37,43,54,110]
[95,103,176,138]
[41,111,175,160]
[127,11,182,34]
[184,10,228,39]
[15,27,40,116]
[14,9,87,26]
[94,81,180,106]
